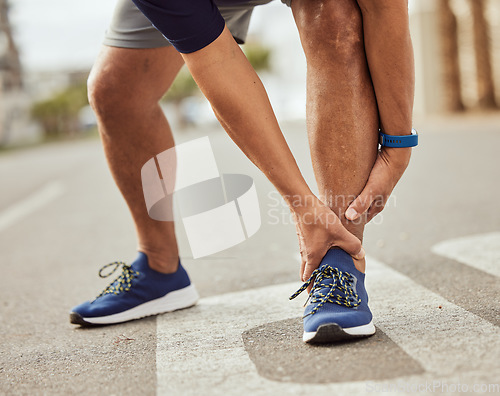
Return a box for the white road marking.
[156,256,500,395]
[367,257,499,376]
[0,181,65,233]
[432,232,500,277]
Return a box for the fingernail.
[345,208,358,220]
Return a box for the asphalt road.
[0,116,499,395]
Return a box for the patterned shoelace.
[94,261,140,299]
[289,264,360,317]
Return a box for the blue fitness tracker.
[379,128,418,148]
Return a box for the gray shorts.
[103,0,290,49]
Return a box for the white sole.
[78,284,199,325]
[303,320,376,343]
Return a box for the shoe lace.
[94,261,140,299]
[289,264,360,317]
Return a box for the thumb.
[345,185,376,221]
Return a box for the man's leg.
[87,46,184,273]
[292,0,379,273]
[70,46,199,326]
[288,0,379,342]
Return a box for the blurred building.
[0,0,21,90]
[411,0,500,114]
[0,0,38,146]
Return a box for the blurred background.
[0,0,499,147]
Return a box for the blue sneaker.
[70,252,199,325]
[290,249,375,343]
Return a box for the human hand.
[292,198,365,282]
[345,147,412,223]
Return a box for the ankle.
[353,257,366,273]
[139,249,179,274]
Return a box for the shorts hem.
[102,37,171,49]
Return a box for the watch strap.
[379,129,418,148]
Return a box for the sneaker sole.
[303,321,376,343]
[70,284,199,326]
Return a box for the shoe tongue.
[130,252,150,272]
[320,249,357,275]
[313,249,360,296]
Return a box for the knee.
[295,0,364,62]
[87,65,147,123]
[88,67,123,121]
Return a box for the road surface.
[1,116,499,395]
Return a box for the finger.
[295,224,307,280]
[345,185,376,221]
[302,249,325,281]
[366,202,385,223]
[299,247,306,280]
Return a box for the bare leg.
[356,0,414,134]
[88,46,184,273]
[292,0,379,273]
